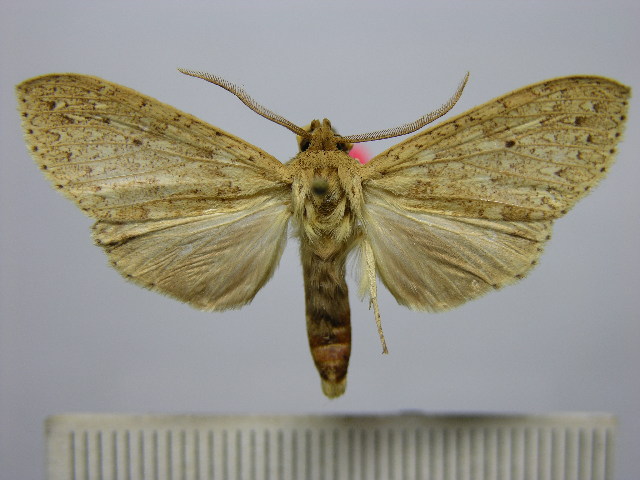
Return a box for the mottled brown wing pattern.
[17,74,288,220]
[361,76,629,311]
[18,74,292,310]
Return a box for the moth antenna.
[178,68,311,138]
[340,72,470,143]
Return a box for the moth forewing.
[363,76,629,219]
[17,74,289,220]
[17,72,630,398]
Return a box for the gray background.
[1,1,638,478]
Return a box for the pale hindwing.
[361,76,629,311]
[93,196,290,310]
[361,188,552,311]
[18,74,292,309]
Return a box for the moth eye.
[299,138,311,152]
[311,178,329,196]
[336,142,348,151]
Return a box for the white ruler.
[46,413,616,480]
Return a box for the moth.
[17,70,630,398]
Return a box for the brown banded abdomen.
[301,242,351,398]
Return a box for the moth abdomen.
[301,243,352,398]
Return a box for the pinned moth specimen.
[17,70,630,397]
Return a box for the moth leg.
[363,239,388,354]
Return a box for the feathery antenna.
[179,69,469,144]
[340,72,469,143]
[178,68,310,138]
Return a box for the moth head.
[178,68,469,145]
[297,119,353,153]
